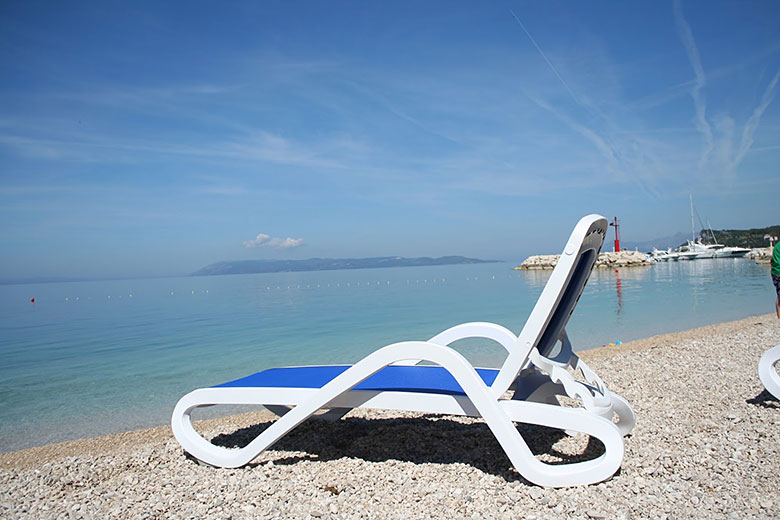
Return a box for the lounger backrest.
[490,214,607,396]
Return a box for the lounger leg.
[495,400,624,487]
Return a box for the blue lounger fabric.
[215,365,499,396]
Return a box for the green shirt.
[773,241,780,276]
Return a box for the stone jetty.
[514,250,654,270]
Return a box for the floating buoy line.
[40,272,521,304]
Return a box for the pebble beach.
[2,314,779,519]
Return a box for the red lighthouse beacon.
[610,216,620,252]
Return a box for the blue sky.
[1,1,779,279]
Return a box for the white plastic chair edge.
[491,214,607,398]
[393,322,519,366]
[758,343,780,400]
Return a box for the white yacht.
[651,248,680,261]
[681,196,751,259]
[677,249,700,260]
[685,239,715,258]
[700,242,751,258]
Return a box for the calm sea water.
[0,258,775,452]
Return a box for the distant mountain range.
[0,276,86,286]
[192,256,500,276]
[620,232,691,252]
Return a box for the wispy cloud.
[1,31,775,210]
[221,131,346,169]
[506,10,671,194]
[242,233,304,249]
[750,144,780,152]
[0,184,72,195]
[0,127,348,170]
[59,82,245,106]
[522,93,625,179]
[681,67,780,184]
[730,69,780,175]
[673,0,714,174]
[628,79,695,112]
[197,185,247,196]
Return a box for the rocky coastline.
[514,250,654,270]
[748,247,772,264]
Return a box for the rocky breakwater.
[514,250,654,270]
[748,247,771,264]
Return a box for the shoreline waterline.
[2,312,776,469]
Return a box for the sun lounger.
[758,343,780,399]
[172,214,635,487]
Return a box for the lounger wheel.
[758,343,780,400]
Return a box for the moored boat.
[651,248,680,261]
[686,239,750,258]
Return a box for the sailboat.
[677,195,703,259]
[683,196,750,258]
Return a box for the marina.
[652,196,756,262]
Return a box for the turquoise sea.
[0,258,775,452]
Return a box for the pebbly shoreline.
[1,314,779,519]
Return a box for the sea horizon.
[0,255,506,287]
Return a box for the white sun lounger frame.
[758,343,780,399]
[172,214,635,487]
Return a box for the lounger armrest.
[393,322,519,367]
[429,322,518,353]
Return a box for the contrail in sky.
[511,11,628,179]
[733,68,780,172]
[527,94,617,166]
[673,0,714,173]
[510,10,580,105]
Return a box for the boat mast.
[707,219,718,244]
[690,194,695,242]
